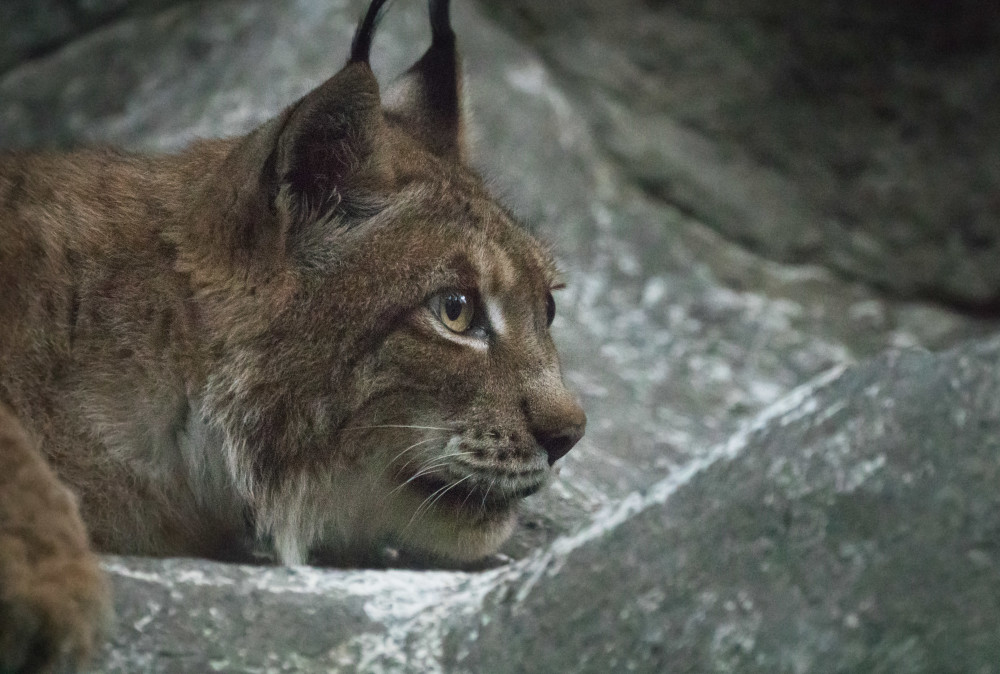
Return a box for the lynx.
[0,0,585,669]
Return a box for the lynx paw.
[0,407,111,672]
[0,539,109,674]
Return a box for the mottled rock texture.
[482,0,1000,307]
[99,338,1000,672]
[0,0,181,73]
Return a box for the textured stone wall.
[480,0,1000,307]
[0,0,185,73]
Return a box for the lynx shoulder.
[0,0,584,669]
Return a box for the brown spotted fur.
[0,1,584,669]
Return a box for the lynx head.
[174,0,585,565]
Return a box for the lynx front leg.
[0,404,109,673]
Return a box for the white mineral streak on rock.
[333,569,504,674]
[102,364,847,672]
[101,562,182,587]
[511,362,849,602]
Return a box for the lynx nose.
[537,422,585,465]
[529,398,587,466]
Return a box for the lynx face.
[171,0,586,565]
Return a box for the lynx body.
[0,0,584,670]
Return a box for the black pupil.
[445,294,465,321]
[546,292,556,326]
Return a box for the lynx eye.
[545,291,556,327]
[435,291,475,333]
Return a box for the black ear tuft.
[350,0,392,65]
[429,0,454,46]
[383,0,465,160]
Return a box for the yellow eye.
[437,291,474,333]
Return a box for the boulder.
[0,0,181,74]
[460,338,1000,673]
[98,338,1000,672]
[480,0,1000,307]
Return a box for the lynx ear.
[384,0,466,161]
[193,4,395,270]
[271,62,388,218]
[270,0,394,218]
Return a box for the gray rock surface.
[0,0,182,74]
[98,338,1000,672]
[0,0,998,671]
[481,0,1000,307]
[462,340,1000,673]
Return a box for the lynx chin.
[0,0,585,669]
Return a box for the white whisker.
[403,482,453,532]
[397,449,472,476]
[387,436,444,467]
[459,481,478,510]
[480,477,496,512]
[406,474,473,530]
[388,460,453,496]
[341,424,455,432]
[425,474,472,513]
